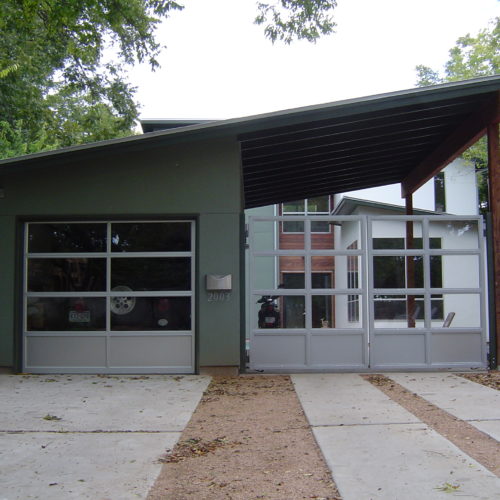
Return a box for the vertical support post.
[487,122,500,367]
[406,195,416,328]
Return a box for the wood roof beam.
[401,91,500,198]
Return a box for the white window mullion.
[106,222,112,368]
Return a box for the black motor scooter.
[257,294,281,328]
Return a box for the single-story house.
[0,76,499,374]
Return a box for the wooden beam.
[487,121,500,366]
[401,92,500,197]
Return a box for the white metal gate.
[247,215,488,371]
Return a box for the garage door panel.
[431,332,483,364]
[26,336,107,368]
[371,334,427,367]
[310,334,365,366]
[252,335,306,367]
[109,335,192,367]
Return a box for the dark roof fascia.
[1,76,499,173]
[332,196,443,216]
[140,119,215,133]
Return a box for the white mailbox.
[206,274,232,291]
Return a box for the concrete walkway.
[0,374,210,500]
[293,373,500,500]
[388,373,500,441]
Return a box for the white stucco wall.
[444,158,478,215]
[334,158,478,216]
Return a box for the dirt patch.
[456,371,500,391]
[364,374,500,477]
[147,375,340,500]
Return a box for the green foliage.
[255,0,337,43]
[0,0,339,160]
[416,17,499,86]
[0,0,183,159]
[416,17,499,212]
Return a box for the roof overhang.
[332,196,443,216]
[1,76,499,209]
[239,76,500,208]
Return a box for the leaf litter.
[147,375,341,500]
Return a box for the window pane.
[255,295,305,329]
[373,238,405,249]
[434,172,446,212]
[311,220,330,233]
[111,222,191,252]
[28,223,106,253]
[429,220,480,249]
[440,294,480,327]
[282,220,304,233]
[373,295,443,324]
[374,296,411,321]
[111,297,191,331]
[283,296,305,328]
[373,256,406,288]
[278,256,305,281]
[111,258,191,291]
[441,255,479,288]
[28,258,106,292]
[311,255,335,276]
[312,272,332,289]
[253,256,278,289]
[312,295,333,328]
[27,297,106,331]
[282,273,305,288]
[308,196,329,213]
[282,200,304,213]
[256,295,281,328]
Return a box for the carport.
[238,76,500,369]
[0,76,498,373]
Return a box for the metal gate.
[247,215,488,371]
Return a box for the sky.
[128,0,499,122]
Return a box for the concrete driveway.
[293,373,500,500]
[0,374,210,500]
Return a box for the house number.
[208,292,231,302]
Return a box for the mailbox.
[206,274,232,291]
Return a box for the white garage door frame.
[23,220,195,374]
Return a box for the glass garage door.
[23,221,195,373]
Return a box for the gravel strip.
[363,374,500,477]
[147,375,341,500]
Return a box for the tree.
[416,17,499,211]
[0,0,184,158]
[0,0,337,160]
[255,0,336,44]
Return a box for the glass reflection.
[28,259,106,292]
[312,295,333,328]
[27,297,106,331]
[111,258,191,291]
[111,222,191,252]
[28,223,106,253]
[111,297,191,330]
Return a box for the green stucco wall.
[0,136,243,371]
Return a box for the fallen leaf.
[434,482,460,492]
[43,414,62,421]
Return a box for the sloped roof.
[1,76,499,209]
[332,196,442,216]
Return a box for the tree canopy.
[416,17,499,211]
[0,0,337,160]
